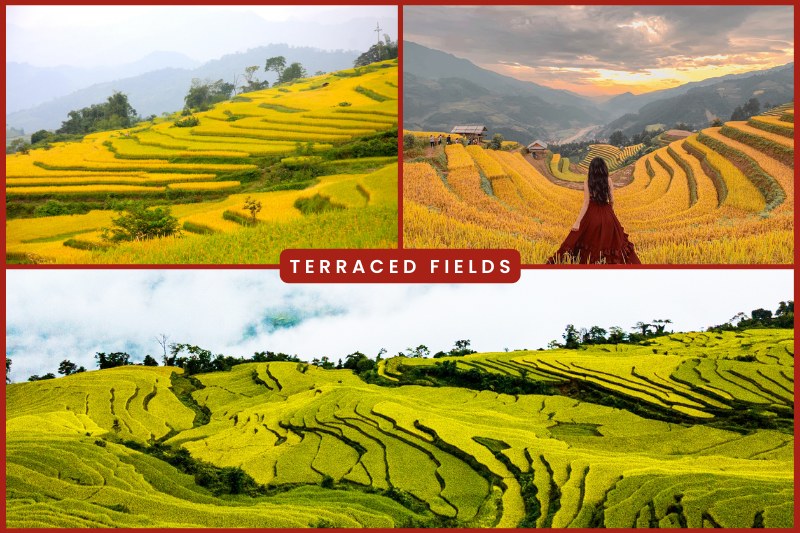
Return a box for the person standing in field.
[547,157,640,264]
[446,135,452,145]
[429,135,435,148]
[437,134,443,145]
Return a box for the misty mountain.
[6,52,201,114]
[600,64,794,137]
[7,45,359,133]
[403,41,608,142]
[600,63,795,119]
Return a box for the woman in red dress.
[547,157,640,264]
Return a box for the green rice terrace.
[6,329,794,528]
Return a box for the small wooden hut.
[527,140,548,159]
[451,125,488,143]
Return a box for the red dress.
[547,201,640,264]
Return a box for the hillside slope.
[6,60,398,264]
[403,42,606,141]
[6,329,793,528]
[7,45,360,132]
[600,65,794,137]
[403,105,793,264]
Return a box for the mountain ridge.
[7,44,361,132]
[403,41,794,142]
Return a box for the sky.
[6,269,792,382]
[404,5,794,97]
[7,5,397,67]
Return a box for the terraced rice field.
[403,106,794,263]
[578,143,645,172]
[7,328,793,528]
[6,60,398,264]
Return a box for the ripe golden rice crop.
[5,60,398,264]
[7,184,165,195]
[445,144,475,170]
[466,145,505,179]
[405,108,793,264]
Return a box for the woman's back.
[547,157,640,264]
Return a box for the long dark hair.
[587,157,610,203]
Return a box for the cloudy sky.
[404,5,794,97]
[6,269,792,381]
[8,5,397,67]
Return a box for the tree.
[776,301,794,316]
[751,308,773,322]
[241,66,268,93]
[562,325,580,349]
[406,345,430,358]
[95,352,132,369]
[243,196,262,223]
[449,339,476,356]
[58,359,78,376]
[265,56,287,79]
[142,355,159,367]
[279,62,307,84]
[156,334,170,365]
[6,138,31,155]
[583,326,608,345]
[184,79,234,111]
[710,118,723,127]
[633,321,652,336]
[6,357,11,383]
[30,129,51,145]
[102,203,180,242]
[29,373,56,381]
[342,351,375,374]
[742,97,760,118]
[168,343,217,375]
[354,35,398,67]
[57,91,138,134]
[490,133,504,150]
[312,356,335,370]
[608,131,627,147]
[652,319,672,335]
[607,327,626,344]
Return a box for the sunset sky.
[404,5,794,97]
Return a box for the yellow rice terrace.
[6,60,398,264]
[404,105,794,264]
[6,328,793,527]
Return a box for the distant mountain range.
[7,52,201,114]
[599,64,794,137]
[403,42,606,142]
[7,45,360,133]
[404,41,794,142]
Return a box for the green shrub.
[102,203,181,242]
[294,193,346,215]
[182,221,216,235]
[222,210,257,227]
[63,238,109,251]
[355,85,389,102]
[174,115,200,128]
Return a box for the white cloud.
[5,269,792,381]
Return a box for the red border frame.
[2,1,798,530]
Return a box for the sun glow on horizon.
[487,57,793,97]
